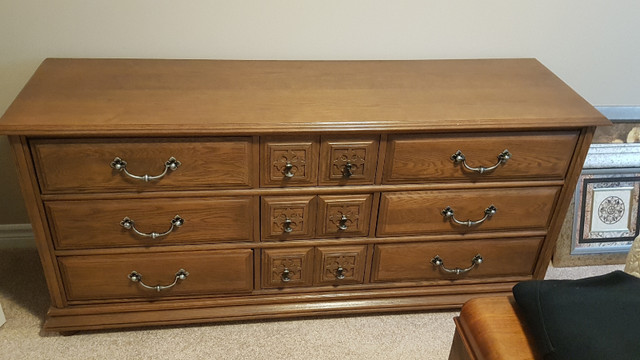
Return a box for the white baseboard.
[0,224,36,248]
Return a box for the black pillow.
[512,271,640,360]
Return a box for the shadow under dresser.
[0,58,609,332]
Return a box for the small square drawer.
[31,137,253,194]
[261,195,317,241]
[315,245,367,285]
[261,136,319,187]
[46,197,255,249]
[318,135,379,185]
[383,131,579,183]
[262,248,314,288]
[58,250,254,301]
[317,194,373,238]
[371,238,542,283]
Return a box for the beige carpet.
[0,248,623,360]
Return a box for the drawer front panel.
[58,250,254,301]
[319,136,379,185]
[261,136,319,187]
[377,187,559,236]
[315,245,368,285]
[383,132,579,183]
[371,238,542,282]
[47,197,254,249]
[261,195,317,241]
[317,194,373,238]
[32,137,253,193]
[262,248,314,288]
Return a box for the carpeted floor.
[0,248,624,360]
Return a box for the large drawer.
[371,238,542,282]
[383,132,578,183]
[31,137,253,193]
[46,197,255,249]
[377,187,559,236]
[58,250,254,301]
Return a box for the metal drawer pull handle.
[441,205,496,227]
[451,149,511,174]
[120,215,184,239]
[431,254,483,275]
[110,156,181,182]
[343,162,353,178]
[283,162,295,178]
[335,266,346,280]
[338,215,349,230]
[281,268,292,282]
[128,268,189,292]
[283,218,294,233]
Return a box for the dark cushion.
[512,271,640,360]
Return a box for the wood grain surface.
[0,59,607,136]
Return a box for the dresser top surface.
[0,58,608,136]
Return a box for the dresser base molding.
[44,283,518,332]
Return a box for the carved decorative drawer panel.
[261,195,317,241]
[261,247,314,288]
[319,136,379,185]
[0,58,608,333]
[316,194,373,238]
[261,137,319,187]
[315,245,368,285]
[262,245,368,288]
[262,194,374,240]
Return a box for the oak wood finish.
[319,135,379,185]
[32,137,253,193]
[261,247,314,288]
[58,250,254,301]
[371,238,542,283]
[0,59,608,332]
[316,194,373,238]
[384,132,579,183]
[315,245,368,285]
[46,197,255,249]
[377,187,559,236]
[261,195,317,241]
[261,136,319,187]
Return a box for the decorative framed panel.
[571,168,640,255]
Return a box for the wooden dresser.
[0,59,608,332]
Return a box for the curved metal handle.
[342,162,353,178]
[335,266,346,280]
[120,215,184,239]
[283,162,295,178]
[338,215,349,230]
[451,149,511,174]
[431,254,483,275]
[283,218,294,233]
[111,156,181,182]
[281,268,291,282]
[441,205,496,227]
[128,268,189,292]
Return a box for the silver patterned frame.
[571,168,640,255]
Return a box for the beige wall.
[1,0,639,225]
